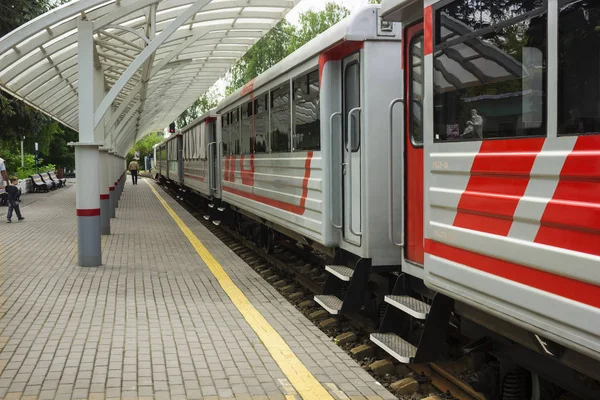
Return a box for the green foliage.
[226,3,349,95]
[0,0,75,173]
[176,90,220,128]
[0,150,55,180]
[126,132,164,166]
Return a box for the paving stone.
[0,180,394,400]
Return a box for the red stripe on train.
[535,135,600,256]
[424,6,433,56]
[318,41,364,85]
[223,152,314,215]
[424,239,600,309]
[453,138,544,236]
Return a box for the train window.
[557,0,600,136]
[409,35,424,146]
[435,0,544,45]
[241,101,253,154]
[293,70,321,151]
[433,7,547,142]
[222,113,230,155]
[344,62,360,152]
[255,93,269,153]
[270,83,291,152]
[230,109,240,155]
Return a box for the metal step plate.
[203,215,210,220]
[208,203,215,208]
[217,207,226,212]
[314,295,343,315]
[370,332,416,364]
[385,295,431,319]
[212,220,221,226]
[325,265,354,281]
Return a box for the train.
[155,0,600,398]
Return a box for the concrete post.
[74,19,102,267]
[99,149,110,235]
[109,151,117,218]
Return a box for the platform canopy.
[0,0,296,152]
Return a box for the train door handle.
[341,162,347,175]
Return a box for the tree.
[126,133,164,167]
[289,3,350,52]
[176,90,219,128]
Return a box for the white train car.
[180,109,220,199]
[217,5,403,260]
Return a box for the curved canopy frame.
[0,0,296,154]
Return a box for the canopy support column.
[74,19,102,267]
[99,149,111,235]
[109,151,117,215]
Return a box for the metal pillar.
[74,20,102,267]
[109,151,117,218]
[99,149,111,235]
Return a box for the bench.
[47,171,66,187]
[30,174,52,192]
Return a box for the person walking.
[129,159,139,185]
[6,177,24,223]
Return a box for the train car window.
[557,0,600,136]
[410,35,424,146]
[231,109,241,155]
[222,113,230,155]
[293,70,321,151]
[344,62,360,152]
[255,93,269,153]
[241,101,253,154]
[270,84,291,152]
[435,0,544,45]
[433,4,547,142]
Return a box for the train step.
[203,215,210,221]
[314,295,342,315]
[212,220,221,226]
[208,203,215,208]
[217,206,226,212]
[370,333,416,364]
[385,295,430,319]
[371,275,454,364]
[325,265,354,281]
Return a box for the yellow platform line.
[148,182,335,400]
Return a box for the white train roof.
[0,0,297,152]
[216,4,400,111]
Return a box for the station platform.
[0,178,395,400]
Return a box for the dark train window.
[255,94,269,153]
[436,0,544,44]
[410,35,424,146]
[241,101,253,154]
[344,62,360,152]
[230,109,240,155]
[222,113,230,155]
[293,70,321,151]
[558,0,600,136]
[433,5,547,141]
[270,83,291,152]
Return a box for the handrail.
[347,106,362,237]
[388,98,404,247]
[329,112,342,229]
[208,142,217,191]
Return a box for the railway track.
[162,182,484,400]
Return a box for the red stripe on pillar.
[100,194,110,200]
[77,209,100,217]
[109,187,115,191]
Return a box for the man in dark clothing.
[6,177,24,223]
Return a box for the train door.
[404,23,424,265]
[207,119,219,197]
[342,53,362,246]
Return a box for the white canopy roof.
[0,0,296,151]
